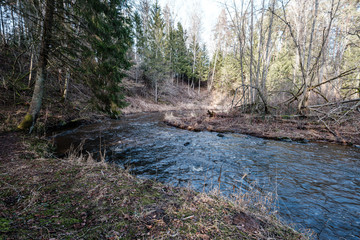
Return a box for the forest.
[0,0,359,121]
[0,0,359,239]
[0,0,359,133]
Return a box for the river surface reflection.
[54,112,360,239]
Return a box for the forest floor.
[0,131,308,239]
[164,109,360,147]
[121,79,229,114]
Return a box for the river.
[54,112,360,240]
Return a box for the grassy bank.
[0,132,308,239]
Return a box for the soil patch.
[0,132,25,163]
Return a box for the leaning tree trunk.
[209,48,218,92]
[18,0,55,131]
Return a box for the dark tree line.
[1,0,133,130]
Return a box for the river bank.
[0,131,307,239]
[164,111,360,146]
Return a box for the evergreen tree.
[174,22,190,84]
[143,1,167,102]
[75,0,132,117]
[134,11,144,82]
[195,43,209,94]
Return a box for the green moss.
[41,208,56,216]
[17,113,33,130]
[282,115,291,119]
[140,197,156,205]
[59,218,81,227]
[28,138,55,157]
[0,218,11,233]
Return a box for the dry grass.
[0,134,308,239]
[164,112,177,122]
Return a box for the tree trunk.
[28,46,34,87]
[135,65,138,83]
[358,74,360,98]
[249,0,254,103]
[297,0,319,114]
[239,0,246,106]
[17,0,22,46]
[209,49,218,92]
[2,75,6,89]
[254,0,265,104]
[198,76,201,95]
[260,0,275,111]
[62,67,70,101]
[187,77,190,95]
[155,80,158,103]
[1,4,6,44]
[11,5,15,44]
[18,0,55,131]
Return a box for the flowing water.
[54,112,360,239]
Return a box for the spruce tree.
[75,0,132,117]
[143,1,167,102]
[195,44,209,94]
[174,22,190,83]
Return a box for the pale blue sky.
[158,0,224,54]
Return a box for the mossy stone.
[17,114,33,130]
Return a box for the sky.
[158,0,224,54]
